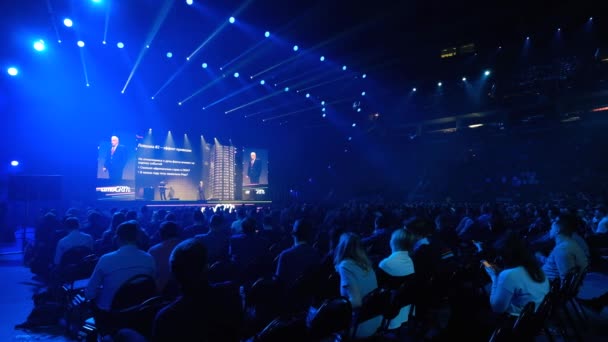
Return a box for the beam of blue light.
[33,40,45,51]
[63,18,73,27]
[122,0,174,94]
[202,83,258,110]
[7,67,19,76]
[220,38,269,70]
[11,161,19,167]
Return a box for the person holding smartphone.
[484,231,549,316]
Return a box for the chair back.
[254,312,308,342]
[208,260,240,283]
[511,301,537,338]
[385,274,417,321]
[59,247,97,283]
[352,287,390,337]
[111,274,157,311]
[307,296,352,340]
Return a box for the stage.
[95,199,272,210]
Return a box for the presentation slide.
[95,131,269,201]
[135,137,200,201]
[96,132,137,200]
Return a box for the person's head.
[333,232,372,272]
[159,220,180,241]
[111,136,119,147]
[292,218,313,243]
[111,212,126,230]
[250,152,256,160]
[170,238,208,295]
[241,217,256,235]
[374,215,388,230]
[126,210,138,221]
[550,213,577,239]
[494,230,545,283]
[164,212,176,222]
[404,218,433,239]
[209,214,223,231]
[389,228,409,253]
[115,220,138,246]
[64,217,80,231]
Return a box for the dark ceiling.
[0,0,605,146]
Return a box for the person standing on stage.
[103,135,127,182]
[159,181,167,201]
[198,181,206,201]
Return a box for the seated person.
[229,217,269,267]
[378,228,415,330]
[152,238,242,342]
[195,214,229,264]
[54,217,94,265]
[85,220,156,312]
[148,221,182,294]
[537,214,588,281]
[334,232,382,339]
[275,219,321,287]
[485,231,550,316]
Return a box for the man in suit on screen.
[247,152,262,184]
[103,135,128,182]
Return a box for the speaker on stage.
[8,175,63,201]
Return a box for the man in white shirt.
[538,214,588,281]
[54,217,94,265]
[378,228,415,330]
[85,220,156,311]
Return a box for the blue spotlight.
[284,87,289,92]
[33,40,45,52]
[264,31,270,38]
[357,108,361,112]
[186,0,193,5]
[348,137,352,141]
[91,0,102,3]
[484,70,491,76]
[229,17,235,24]
[202,63,208,68]
[526,36,530,40]
[77,40,85,47]
[462,77,467,81]
[322,108,326,112]
[63,18,73,27]
[362,74,367,79]
[321,101,325,105]
[117,42,124,48]
[361,91,366,96]
[260,80,265,85]
[352,123,357,127]
[342,65,347,71]
[102,40,107,44]
[437,82,442,87]
[589,17,593,21]
[412,87,417,92]
[233,72,239,78]
[11,160,19,167]
[305,93,310,98]
[166,52,173,58]
[293,45,299,52]
[320,56,325,61]
[7,67,18,76]
[322,113,326,118]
